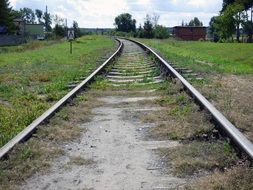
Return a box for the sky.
[9,0,223,28]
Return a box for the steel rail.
[0,39,123,159]
[126,38,253,160]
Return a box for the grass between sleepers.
[0,35,116,147]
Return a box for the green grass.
[0,35,116,147]
[138,38,253,74]
[0,40,60,53]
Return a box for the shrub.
[154,25,169,39]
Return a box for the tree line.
[181,17,203,27]
[0,0,80,38]
[113,13,170,39]
[209,0,253,42]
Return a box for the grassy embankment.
[138,38,253,190]
[138,38,253,74]
[0,35,116,147]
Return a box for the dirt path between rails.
[20,40,187,190]
[21,95,185,190]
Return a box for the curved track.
[21,38,187,190]
[1,38,253,163]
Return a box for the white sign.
[67,29,75,40]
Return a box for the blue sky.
[9,0,223,28]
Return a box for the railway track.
[106,40,164,87]
[1,38,253,167]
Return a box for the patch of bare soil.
[18,92,187,190]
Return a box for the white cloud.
[188,0,205,7]
[9,0,19,7]
[138,0,151,5]
[10,0,223,27]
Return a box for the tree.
[19,7,35,24]
[209,16,220,42]
[243,20,253,42]
[35,9,43,24]
[154,25,169,39]
[114,13,136,33]
[216,5,237,41]
[11,9,22,18]
[73,20,81,38]
[222,0,252,12]
[188,17,203,26]
[152,13,160,27]
[53,14,65,37]
[222,0,235,11]
[53,24,65,37]
[233,3,246,42]
[136,24,144,38]
[143,14,154,38]
[43,6,52,32]
[0,0,13,31]
[53,14,64,26]
[220,0,253,42]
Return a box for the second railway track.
[1,38,253,189]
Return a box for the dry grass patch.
[140,89,214,140]
[147,114,213,141]
[38,123,85,142]
[157,141,238,177]
[0,139,63,190]
[188,165,253,190]
[196,74,253,141]
[67,156,96,166]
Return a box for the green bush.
[154,25,170,39]
[53,24,66,37]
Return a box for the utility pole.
[251,6,252,22]
[65,18,68,36]
[45,6,48,32]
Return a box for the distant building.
[0,19,45,46]
[25,24,44,38]
[13,18,44,39]
[13,18,25,35]
[173,26,207,41]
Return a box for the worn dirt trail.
[21,40,186,190]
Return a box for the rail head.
[0,39,123,159]
[125,38,253,160]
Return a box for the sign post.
[67,28,75,54]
